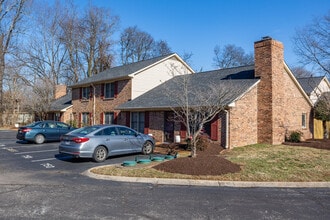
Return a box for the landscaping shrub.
[196,135,209,151]
[286,130,303,142]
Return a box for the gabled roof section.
[49,92,72,112]
[70,53,190,87]
[297,76,330,95]
[297,76,325,95]
[117,67,259,111]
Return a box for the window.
[82,112,90,126]
[104,83,115,98]
[57,122,70,129]
[302,113,307,128]
[82,87,90,99]
[104,112,114,124]
[131,112,144,133]
[95,127,118,136]
[117,126,136,136]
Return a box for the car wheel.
[34,134,45,144]
[142,141,153,155]
[93,146,108,163]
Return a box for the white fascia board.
[128,53,195,77]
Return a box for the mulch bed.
[153,143,241,176]
[153,139,330,176]
[283,139,330,150]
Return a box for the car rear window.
[70,126,100,135]
[25,121,42,127]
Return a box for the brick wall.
[71,79,132,126]
[228,85,258,148]
[254,37,312,144]
[148,111,165,143]
[254,38,284,144]
[55,85,67,99]
[282,67,312,140]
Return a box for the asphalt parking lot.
[1,129,330,219]
[0,129,147,179]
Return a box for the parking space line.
[15,149,58,155]
[31,158,56,162]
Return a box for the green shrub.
[286,130,303,143]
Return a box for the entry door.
[164,111,174,142]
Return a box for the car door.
[56,122,72,138]
[43,122,58,140]
[94,127,132,156]
[116,126,144,152]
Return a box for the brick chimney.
[254,37,285,145]
[55,85,67,99]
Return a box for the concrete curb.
[83,167,330,188]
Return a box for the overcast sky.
[76,0,330,73]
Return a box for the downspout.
[91,84,95,125]
[224,110,229,149]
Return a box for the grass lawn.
[91,144,330,182]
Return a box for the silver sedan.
[59,125,155,162]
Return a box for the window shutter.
[114,81,118,98]
[144,112,149,134]
[78,113,82,127]
[126,112,130,127]
[89,86,93,99]
[114,112,118,124]
[180,122,186,139]
[100,112,104,124]
[100,84,104,99]
[210,114,219,141]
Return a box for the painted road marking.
[2,147,18,152]
[40,163,55,168]
[15,149,58,155]
[31,158,56,162]
[22,155,33,159]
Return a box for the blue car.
[17,121,76,144]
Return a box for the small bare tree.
[79,5,119,78]
[0,0,29,126]
[293,11,330,76]
[291,66,314,78]
[165,65,245,157]
[213,44,254,69]
[120,26,172,64]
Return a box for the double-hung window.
[302,113,307,128]
[104,83,115,99]
[104,112,114,124]
[82,87,90,99]
[82,112,90,126]
[131,112,145,133]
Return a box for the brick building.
[69,53,194,128]
[56,37,315,149]
[118,37,313,148]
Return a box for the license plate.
[65,141,70,145]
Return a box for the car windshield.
[69,126,100,135]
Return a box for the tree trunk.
[0,35,4,127]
